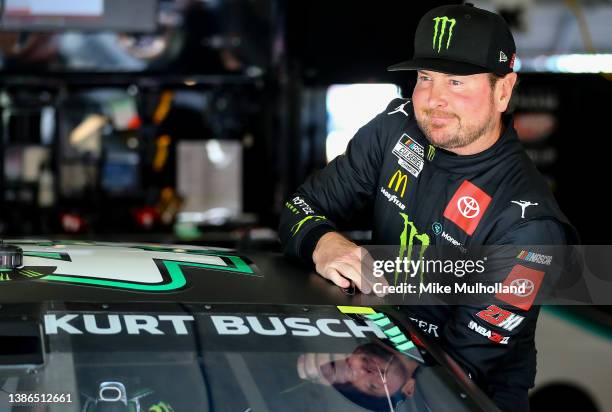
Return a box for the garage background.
[0,1,610,410]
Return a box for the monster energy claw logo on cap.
[432,16,456,52]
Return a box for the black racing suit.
[278,98,577,411]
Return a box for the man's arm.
[441,218,568,391]
[278,99,404,291]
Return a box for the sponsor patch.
[387,101,410,117]
[291,196,316,215]
[431,222,468,254]
[388,170,409,197]
[380,187,406,210]
[511,200,539,219]
[468,320,509,344]
[476,305,525,332]
[392,133,425,178]
[517,250,552,266]
[443,180,491,236]
[495,264,545,311]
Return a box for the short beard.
[416,99,497,151]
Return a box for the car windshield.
[0,304,482,412]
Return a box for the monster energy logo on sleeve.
[397,213,430,285]
[285,202,299,215]
[432,16,456,52]
[291,215,327,236]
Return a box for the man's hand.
[296,353,347,385]
[312,232,386,295]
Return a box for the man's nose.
[357,364,377,378]
[427,81,448,109]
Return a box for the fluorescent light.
[69,114,107,145]
[517,54,612,73]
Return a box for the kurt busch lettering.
[211,316,386,338]
[44,314,194,335]
[44,314,387,339]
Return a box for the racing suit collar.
[423,114,521,173]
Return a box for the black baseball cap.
[388,3,516,76]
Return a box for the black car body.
[0,240,501,412]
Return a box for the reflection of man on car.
[297,343,422,411]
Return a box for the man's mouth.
[429,117,454,128]
[424,111,456,127]
[427,110,455,118]
[320,361,332,382]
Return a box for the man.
[279,3,576,411]
[297,343,423,411]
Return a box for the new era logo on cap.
[495,264,545,311]
[499,51,507,62]
[443,180,491,235]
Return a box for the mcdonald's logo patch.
[388,170,408,197]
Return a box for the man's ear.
[401,377,416,398]
[495,72,518,113]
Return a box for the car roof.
[0,240,502,411]
[0,240,350,304]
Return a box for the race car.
[0,240,502,411]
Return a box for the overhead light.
[553,54,612,73]
[517,54,612,73]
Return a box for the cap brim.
[387,58,491,75]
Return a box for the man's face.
[319,349,409,397]
[412,70,498,150]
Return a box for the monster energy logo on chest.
[432,16,456,52]
[397,213,430,285]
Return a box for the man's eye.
[450,80,462,86]
[418,76,431,81]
